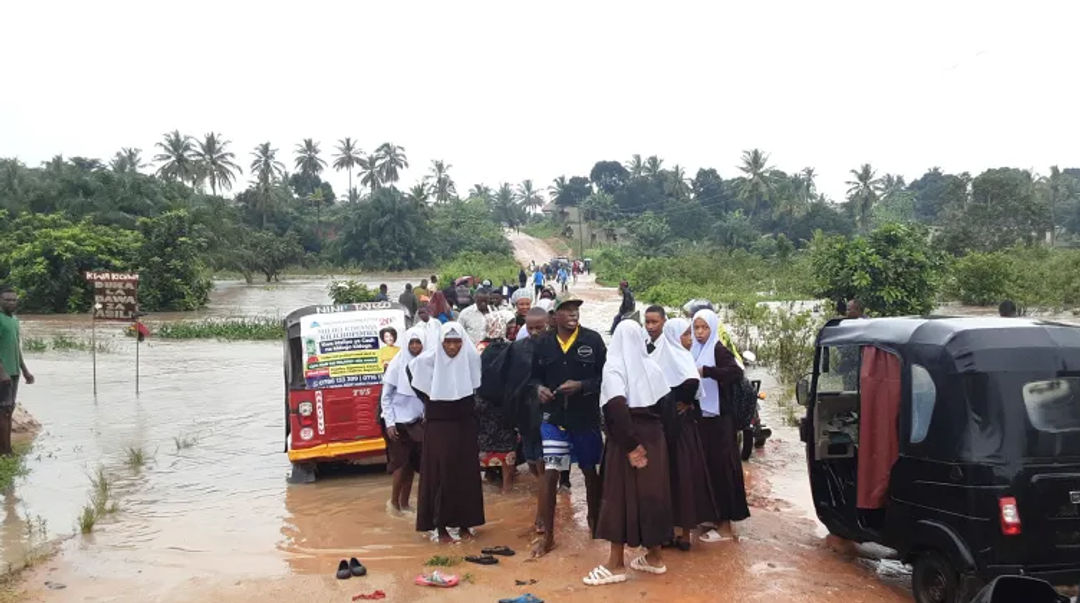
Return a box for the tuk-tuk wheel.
[288,462,317,484]
[912,551,959,603]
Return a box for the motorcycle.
[738,351,772,461]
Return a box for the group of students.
[378,277,750,587]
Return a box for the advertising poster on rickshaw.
[300,308,407,389]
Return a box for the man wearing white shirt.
[457,289,492,345]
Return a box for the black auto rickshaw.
[797,317,1080,603]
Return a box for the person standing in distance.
[0,286,34,455]
[529,296,606,557]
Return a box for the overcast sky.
[3,1,1078,202]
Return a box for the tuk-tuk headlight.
[298,402,313,416]
[299,427,314,441]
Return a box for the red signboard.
[84,271,140,320]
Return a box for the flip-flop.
[582,565,627,586]
[352,591,386,601]
[515,579,539,586]
[415,570,459,588]
[630,555,667,575]
[465,554,499,565]
[699,529,734,543]
[336,559,352,580]
[483,545,516,556]
[498,595,544,603]
[349,557,368,577]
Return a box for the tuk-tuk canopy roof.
[817,316,1080,374]
[284,301,408,330]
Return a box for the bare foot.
[437,528,454,544]
[530,537,555,559]
[458,528,475,541]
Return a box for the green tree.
[194,133,241,196]
[643,155,664,178]
[154,130,197,185]
[625,154,644,178]
[110,147,144,174]
[335,187,431,269]
[590,160,630,195]
[376,143,408,186]
[469,183,493,203]
[406,182,430,204]
[358,153,381,192]
[737,148,773,218]
[427,160,456,203]
[249,229,303,282]
[294,138,326,179]
[333,137,363,202]
[846,163,882,233]
[940,168,1045,253]
[491,183,523,228]
[810,223,943,315]
[628,211,672,256]
[249,142,286,228]
[550,175,591,207]
[135,210,212,311]
[516,179,544,212]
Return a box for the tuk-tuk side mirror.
[796,375,810,407]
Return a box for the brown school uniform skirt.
[698,414,750,522]
[416,396,486,532]
[670,412,719,529]
[595,412,673,548]
[386,419,423,474]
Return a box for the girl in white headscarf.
[408,321,485,542]
[690,309,750,541]
[381,326,427,515]
[584,321,673,587]
[651,316,718,549]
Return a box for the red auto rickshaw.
[283,302,410,483]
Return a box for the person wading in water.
[0,286,33,455]
[380,326,426,515]
[529,297,606,557]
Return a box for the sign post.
[84,272,140,395]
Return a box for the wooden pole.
[92,310,97,396]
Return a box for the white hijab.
[601,321,672,409]
[408,321,482,401]
[385,326,426,397]
[418,316,442,351]
[652,317,701,394]
[691,309,723,415]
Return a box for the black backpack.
[477,339,511,404]
[731,377,759,430]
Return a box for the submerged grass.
[80,464,119,534]
[22,335,113,354]
[124,447,147,471]
[0,443,31,490]
[154,317,283,341]
[173,434,198,451]
[424,555,461,567]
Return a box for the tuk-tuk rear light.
[299,427,314,441]
[999,496,1022,536]
[298,402,313,416]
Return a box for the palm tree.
[376,143,408,186]
[427,160,456,203]
[667,164,690,199]
[110,147,144,173]
[516,179,544,212]
[154,130,197,185]
[846,163,883,233]
[406,182,431,204]
[549,176,568,203]
[294,138,326,179]
[307,188,326,244]
[625,154,645,178]
[250,142,286,228]
[333,138,363,202]
[798,167,817,203]
[737,148,774,217]
[493,183,522,227]
[643,155,664,178]
[193,133,241,196]
[469,183,493,203]
[358,153,381,192]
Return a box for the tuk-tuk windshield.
[288,308,408,390]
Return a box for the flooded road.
[11,241,914,601]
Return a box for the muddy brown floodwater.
[13,237,913,602]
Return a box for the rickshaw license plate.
[1070,491,1080,504]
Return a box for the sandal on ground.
[699,529,734,543]
[349,557,367,577]
[630,555,668,575]
[415,570,459,587]
[352,591,386,601]
[465,554,499,565]
[582,565,627,586]
[498,595,544,603]
[336,559,352,580]
[482,545,516,556]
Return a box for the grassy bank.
[437,251,522,286]
[153,317,283,341]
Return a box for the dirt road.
[14,232,910,602]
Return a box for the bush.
[949,251,1016,306]
[328,281,377,304]
[810,223,944,316]
[757,306,821,386]
[437,251,520,287]
[155,317,283,340]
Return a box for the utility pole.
[577,207,585,259]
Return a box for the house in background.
[541,204,626,249]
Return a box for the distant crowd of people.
[377,265,750,586]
